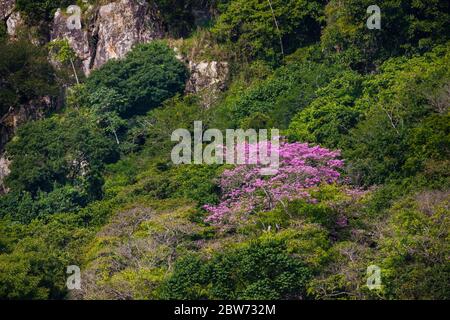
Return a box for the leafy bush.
[16,0,72,23]
[0,192,36,224]
[288,70,364,148]
[85,42,188,116]
[0,40,56,117]
[1,0,449,301]
[379,191,450,299]
[5,111,119,198]
[159,237,311,299]
[217,60,343,128]
[213,0,324,64]
[345,43,450,185]
[0,237,68,299]
[321,0,450,71]
[157,0,222,37]
[141,95,212,157]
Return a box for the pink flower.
[204,140,346,224]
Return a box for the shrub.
[5,111,119,198]
[85,42,188,116]
[217,60,343,129]
[345,43,450,185]
[213,0,324,64]
[159,237,311,299]
[321,0,450,71]
[288,70,364,148]
[0,40,56,117]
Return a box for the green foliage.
[86,87,129,145]
[379,191,450,299]
[288,70,364,148]
[157,0,222,37]
[345,43,450,185]
[0,212,91,299]
[1,0,449,301]
[140,95,213,157]
[213,0,324,64]
[1,110,120,223]
[128,163,220,207]
[170,165,221,205]
[4,111,119,201]
[0,23,7,41]
[159,236,312,299]
[0,187,86,223]
[0,40,56,117]
[48,39,77,65]
[158,0,196,37]
[79,199,202,299]
[48,39,81,84]
[217,60,344,128]
[85,42,187,116]
[0,237,67,299]
[404,113,450,180]
[321,0,450,71]
[16,0,72,23]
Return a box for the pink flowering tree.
[203,142,344,223]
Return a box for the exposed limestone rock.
[0,0,14,20]
[92,0,164,69]
[0,155,10,194]
[51,8,93,74]
[0,97,52,152]
[171,42,229,107]
[186,60,228,93]
[1,0,19,39]
[51,0,164,75]
[6,10,22,36]
[185,60,229,107]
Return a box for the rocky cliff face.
[50,1,228,96]
[92,0,164,69]
[5,10,22,36]
[0,97,53,193]
[185,60,229,107]
[52,7,93,74]
[0,0,20,37]
[4,0,228,99]
[0,155,10,194]
[51,0,165,75]
[0,0,14,20]
[0,0,229,191]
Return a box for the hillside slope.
[0,0,449,300]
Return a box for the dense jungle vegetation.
[0,0,449,299]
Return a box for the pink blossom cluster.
[204,141,344,223]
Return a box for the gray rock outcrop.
[51,0,164,75]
